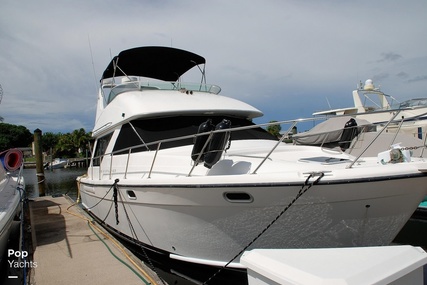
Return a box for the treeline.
[0,123,32,150]
[0,122,91,158]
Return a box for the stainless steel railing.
[89,109,427,180]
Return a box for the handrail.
[124,148,131,179]
[390,116,405,145]
[90,109,427,179]
[252,121,298,174]
[346,110,402,169]
[148,143,161,179]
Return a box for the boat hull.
[79,174,427,266]
[0,176,22,261]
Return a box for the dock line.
[66,201,159,285]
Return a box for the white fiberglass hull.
[79,171,427,266]
[84,47,427,268]
[0,175,22,261]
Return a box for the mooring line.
[85,178,119,210]
[203,172,325,285]
[116,185,168,285]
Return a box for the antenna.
[325,97,332,109]
[87,35,98,93]
[0,84,3,105]
[0,84,3,122]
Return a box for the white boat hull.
[0,175,22,261]
[79,172,427,265]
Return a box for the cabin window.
[112,116,277,155]
[92,133,113,166]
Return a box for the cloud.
[408,75,427,83]
[1,0,427,133]
[377,52,403,63]
[396,72,409,79]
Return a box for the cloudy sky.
[1,0,426,134]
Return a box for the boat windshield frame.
[103,79,222,104]
[398,98,427,109]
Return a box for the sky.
[0,0,426,134]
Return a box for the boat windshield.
[399,98,427,109]
[112,115,277,154]
[103,79,222,104]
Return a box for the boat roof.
[101,46,206,81]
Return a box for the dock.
[27,195,163,285]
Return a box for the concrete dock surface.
[28,195,163,285]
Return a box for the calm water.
[23,167,86,200]
[21,168,427,285]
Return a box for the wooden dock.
[27,195,164,284]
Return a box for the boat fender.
[191,119,215,162]
[204,119,231,169]
[0,149,23,172]
[339,118,358,151]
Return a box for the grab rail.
[346,110,401,169]
[252,121,298,174]
[90,108,427,180]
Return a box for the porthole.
[127,190,137,200]
[223,192,253,203]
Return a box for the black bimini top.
[101,46,206,82]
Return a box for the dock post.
[34,128,46,196]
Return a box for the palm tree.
[267,121,282,138]
[56,128,91,157]
[71,128,92,156]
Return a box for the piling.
[33,129,46,196]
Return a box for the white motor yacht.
[78,47,427,268]
[313,79,427,139]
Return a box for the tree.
[56,128,91,158]
[71,128,92,155]
[267,121,282,137]
[0,123,33,150]
[42,132,61,154]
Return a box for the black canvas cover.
[293,116,371,146]
[101,46,206,81]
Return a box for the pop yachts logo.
[7,249,37,268]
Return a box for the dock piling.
[34,128,46,196]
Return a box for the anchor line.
[113,182,119,225]
[116,189,138,239]
[203,172,325,285]
[399,145,426,151]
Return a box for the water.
[23,168,86,200]
[20,168,427,284]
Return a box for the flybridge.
[100,46,221,104]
